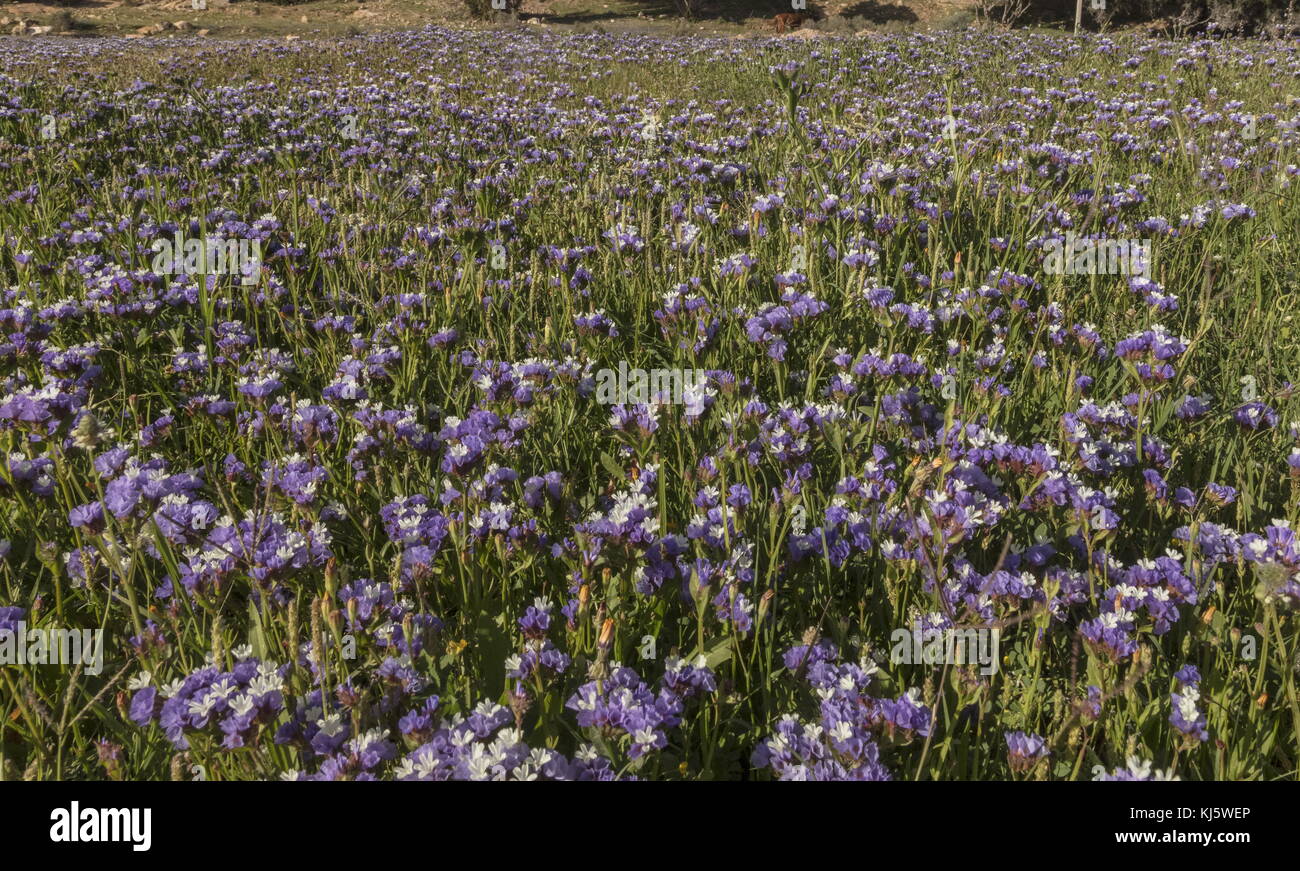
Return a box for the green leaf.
[599,451,624,479]
[687,636,734,670]
[247,598,269,661]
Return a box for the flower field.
[1,26,1299,781]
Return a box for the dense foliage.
[1,27,1298,781]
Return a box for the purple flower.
[1005,731,1050,771]
[1234,402,1277,430]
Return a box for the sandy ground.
[1,0,986,39]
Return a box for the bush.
[670,0,707,18]
[934,9,979,29]
[1023,0,1299,35]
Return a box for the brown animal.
[773,12,809,33]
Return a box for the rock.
[525,17,543,25]
[351,9,377,18]
[299,15,308,23]
[172,20,190,31]
[284,34,300,41]
[30,25,52,35]
[136,24,165,35]
[197,28,210,37]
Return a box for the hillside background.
[4,0,1295,39]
